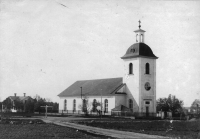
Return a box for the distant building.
[5,93,33,112]
[58,22,158,116]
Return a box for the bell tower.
[121,21,158,114]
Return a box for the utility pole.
[80,87,82,100]
[101,89,102,119]
[41,105,52,118]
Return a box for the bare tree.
[78,95,92,115]
[45,98,52,102]
[33,94,41,101]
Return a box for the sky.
[0,0,200,107]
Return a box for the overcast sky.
[0,0,200,106]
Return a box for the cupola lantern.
[134,20,145,43]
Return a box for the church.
[58,22,158,116]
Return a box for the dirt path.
[41,116,169,139]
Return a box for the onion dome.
[121,20,158,59]
[121,43,158,59]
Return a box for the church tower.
[121,21,158,114]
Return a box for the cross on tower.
[138,20,141,29]
[40,105,53,118]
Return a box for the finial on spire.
[138,20,141,29]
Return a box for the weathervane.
[138,20,141,29]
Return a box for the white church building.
[58,22,158,116]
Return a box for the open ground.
[0,116,199,139]
[0,118,113,139]
[69,117,200,139]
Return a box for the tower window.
[129,63,133,74]
[64,99,67,111]
[140,34,143,42]
[73,99,76,112]
[129,99,133,112]
[104,99,108,113]
[145,63,150,74]
[136,34,138,42]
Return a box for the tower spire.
[138,20,141,29]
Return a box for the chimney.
[24,93,26,97]
[14,93,16,97]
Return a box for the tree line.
[1,95,58,113]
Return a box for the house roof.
[111,105,131,112]
[58,77,124,97]
[9,96,32,101]
[121,43,158,59]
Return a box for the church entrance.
[146,106,149,117]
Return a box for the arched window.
[73,99,76,112]
[82,99,87,112]
[136,34,138,42]
[64,99,67,111]
[104,99,108,113]
[129,99,133,112]
[140,34,143,42]
[145,63,150,74]
[129,63,133,74]
[92,99,97,112]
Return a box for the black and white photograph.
[0,0,200,138]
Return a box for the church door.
[146,107,149,117]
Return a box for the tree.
[78,96,92,115]
[33,95,58,113]
[34,98,46,113]
[24,98,35,113]
[92,99,100,112]
[157,94,184,114]
[2,98,12,110]
[33,94,41,101]
[14,100,24,111]
[45,98,52,102]
[2,95,58,113]
[190,99,200,114]
[91,100,103,116]
[52,102,59,112]
[0,102,2,112]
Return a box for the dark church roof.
[121,43,158,59]
[58,77,124,97]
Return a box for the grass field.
[71,118,200,139]
[0,119,112,139]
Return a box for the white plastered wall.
[139,57,156,113]
[115,94,126,107]
[123,58,140,112]
[58,96,115,113]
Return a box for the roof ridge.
[77,77,122,82]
